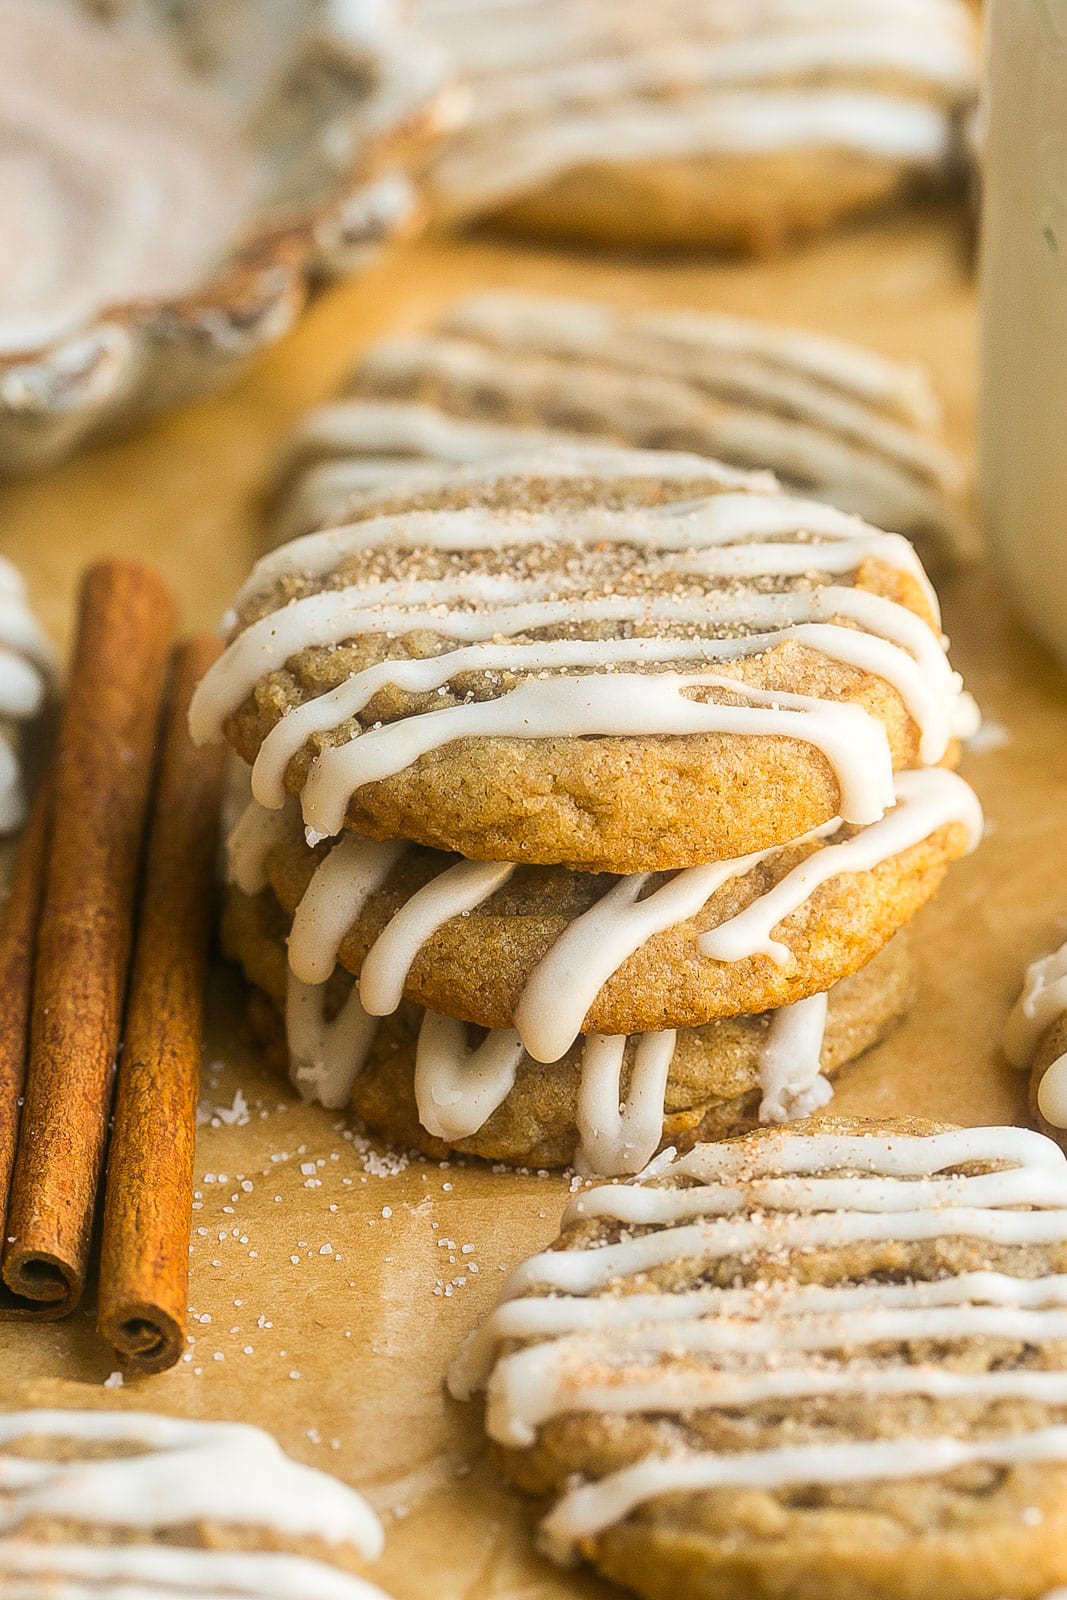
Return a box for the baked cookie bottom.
[223,884,915,1169]
[472,148,934,253]
[457,1116,1067,1600]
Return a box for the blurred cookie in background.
[270,291,975,565]
[419,0,980,250]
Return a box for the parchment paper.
[0,204,1064,1600]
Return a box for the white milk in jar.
[979,0,1067,665]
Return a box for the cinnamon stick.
[1,562,175,1317]
[98,636,224,1373]
[0,777,51,1234]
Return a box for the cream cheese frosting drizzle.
[1005,937,1067,1129]
[192,481,965,847]
[448,1124,1067,1561]
[0,1409,389,1600]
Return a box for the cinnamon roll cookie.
[192,456,970,873]
[420,0,980,249]
[1005,937,1067,1150]
[450,1118,1067,1600]
[272,292,971,560]
[0,1409,393,1599]
[0,556,54,831]
[223,880,916,1171]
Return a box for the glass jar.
[979,0,1067,665]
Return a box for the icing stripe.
[234,768,977,1067]
[0,1542,392,1600]
[1006,938,1067,1130]
[286,973,379,1110]
[575,1032,677,1177]
[414,1012,526,1140]
[0,1411,382,1555]
[449,1272,1067,1402]
[537,1431,1067,1562]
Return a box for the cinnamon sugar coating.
[222,468,954,872]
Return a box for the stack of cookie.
[271,291,973,564]
[417,0,980,248]
[193,447,982,1175]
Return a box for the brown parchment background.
[0,206,1065,1600]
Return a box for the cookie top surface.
[193,457,968,873]
[224,881,914,1174]
[228,766,980,1051]
[272,290,970,557]
[0,1407,390,1599]
[0,554,55,832]
[451,1117,1067,1600]
[421,0,979,221]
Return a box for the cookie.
[450,1117,1067,1600]
[271,292,971,560]
[0,1408,392,1599]
[420,0,979,249]
[191,458,969,873]
[223,882,916,1172]
[0,555,55,831]
[229,766,980,1049]
[1005,937,1067,1150]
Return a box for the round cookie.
[223,883,916,1171]
[272,290,972,563]
[422,0,979,250]
[0,1409,391,1598]
[250,766,979,1047]
[192,458,968,873]
[450,1117,1067,1600]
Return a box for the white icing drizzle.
[255,493,937,608]
[757,989,831,1122]
[0,557,55,832]
[414,1012,526,1140]
[1005,938,1067,1127]
[193,480,965,848]
[236,768,978,1069]
[0,1542,391,1600]
[538,1432,1067,1563]
[448,1124,1067,1559]
[360,856,516,1015]
[1041,1058,1067,1133]
[226,794,300,895]
[288,836,405,986]
[0,1410,387,1600]
[286,972,379,1110]
[697,766,982,964]
[575,1032,678,1177]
